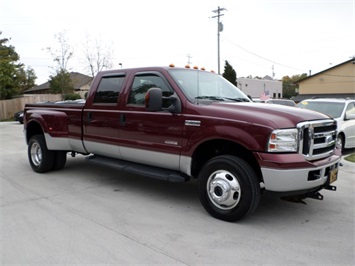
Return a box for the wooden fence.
[0,94,62,121]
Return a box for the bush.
[64,93,81,101]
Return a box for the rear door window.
[93,76,125,104]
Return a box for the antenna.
[187,54,192,65]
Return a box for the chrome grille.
[298,120,337,160]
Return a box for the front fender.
[183,120,273,155]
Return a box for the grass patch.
[344,153,355,163]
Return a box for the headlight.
[268,129,299,152]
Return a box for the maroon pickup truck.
[24,65,341,221]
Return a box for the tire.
[337,134,344,152]
[52,151,67,171]
[198,155,261,222]
[28,135,55,173]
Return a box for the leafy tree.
[16,66,37,94]
[222,60,237,86]
[49,69,74,97]
[0,32,36,99]
[282,73,307,99]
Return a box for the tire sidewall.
[28,135,54,173]
[198,155,260,222]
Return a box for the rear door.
[118,71,184,171]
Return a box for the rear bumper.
[257,153,341,192]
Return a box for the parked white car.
[297,98,355,150]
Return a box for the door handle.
[87,112,92,123]
[120,113,126,126]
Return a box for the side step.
[86,155,189,183]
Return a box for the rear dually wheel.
[28,135,55,173]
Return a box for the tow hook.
[306,191,323,201]
[324,185,337,191]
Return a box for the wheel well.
[191,139,262,182]
[26,121,44,144]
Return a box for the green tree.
[222,60,237,86]
[0,33,37,99]
[16,66,37,94]
[282,73,307,99]
[49,69,74,97]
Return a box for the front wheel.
[337,134,344,152]
[198,155,261,222]
[28,135,54,173]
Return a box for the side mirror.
[145,88,162,111]
[145,88,181,114]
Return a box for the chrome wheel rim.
[30,142,42,166]
[207,170,241,210]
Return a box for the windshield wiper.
[195,96,225,101]
[223,97,250,102]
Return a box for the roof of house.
[297,58,354,84]
[24,72,93,93]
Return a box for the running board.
[86,155,189,183]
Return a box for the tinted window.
[94,76,125,104]
[128,74,173,105]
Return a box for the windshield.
[168,69,250,102]
[297,101,345,118]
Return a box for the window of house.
[93,76,125,104]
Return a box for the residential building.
[293,58,355,102]
[24,72,93,98]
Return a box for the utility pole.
[187,53,192,65]
[211,6,227,74]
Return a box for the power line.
[223,38,305,72]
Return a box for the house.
[24,72,93,98]
[293,58,355,102]
[237,75,282,100]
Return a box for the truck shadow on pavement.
[54,155,344,225]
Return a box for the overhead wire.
[223,38,307,72]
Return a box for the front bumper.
[256,152,341,192]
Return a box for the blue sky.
[1,0,354,84]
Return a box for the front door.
[118,72,183,171]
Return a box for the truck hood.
[198,102,331,129]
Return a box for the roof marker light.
[185,65,190,68]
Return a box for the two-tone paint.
[24,66,341,193]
